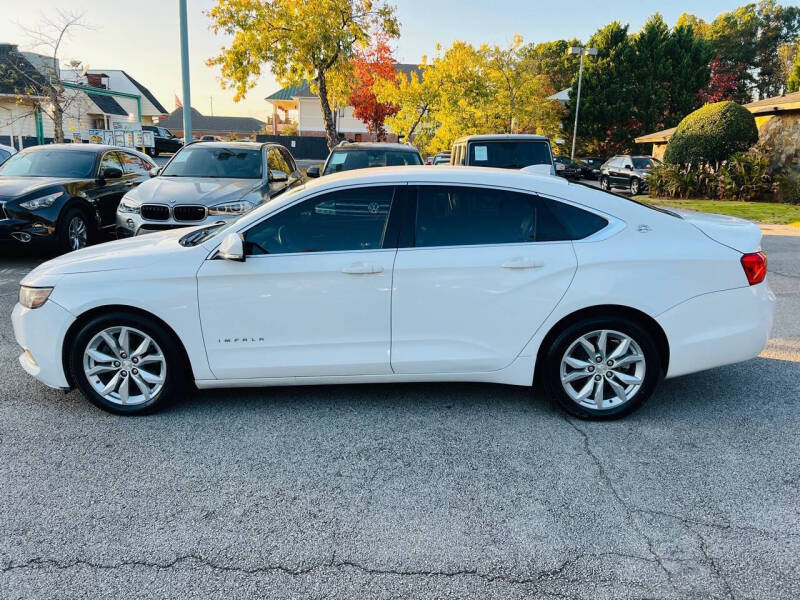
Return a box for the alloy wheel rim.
[559,329,646,411]
[68,216,87,250]
[82,326,167,406]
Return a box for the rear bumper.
[658,282,776,379]
[12,300,75,389]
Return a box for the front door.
[391,185,578,374]
[92,151,130,226]
[197,185,399,380]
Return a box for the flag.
[174,94,183,109]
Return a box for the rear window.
[468,141,551,169]
[323,149,422,175]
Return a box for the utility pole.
[179,0,192,143]
[568,46,597,160]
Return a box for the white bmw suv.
[13,167,775,419]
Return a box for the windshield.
[0,150,96,178]
[180,183,308,246]
[323,149,422,175]
[632,157,657,169]
[468,141,551,169]
[162,146,262,178]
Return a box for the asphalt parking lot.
[1,234,799,599]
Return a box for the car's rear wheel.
[57,207,90,253]
[543,317,661,420]
[630,177,641,195]
[600,176,610,191]
[69,312,185,415]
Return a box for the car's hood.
[22,228,202,286]
[669,209,762,253]
[128,176,261,206]
[0,176,83,198]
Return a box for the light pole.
[179,0,192,143]
[568,46,597,160]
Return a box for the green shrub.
[714,151,773,201]
[646,162,713,198]
[664,101,758,166]
[775,173,800,205]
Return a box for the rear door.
[390,184,579,374]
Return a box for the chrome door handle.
[341,262,384,274]
[501,257,545,269]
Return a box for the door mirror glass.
[217,232,246,262]
[306,165,320,178]
[149,167,160,177]
[269,169,289,183]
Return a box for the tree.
[519,39,582,92]
[349,32,398,140]
[699,55,749,103]
[754,0,800,98]
[0,10,90,143]
[374,61,437,150]
[789,47,800,92]
[207,0,399,151]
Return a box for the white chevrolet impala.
[12,166,775,419]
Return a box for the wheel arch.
[61,304,194,389]
[533,304,670,384]
[59,196,99,230]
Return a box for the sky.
[0,1,792,123]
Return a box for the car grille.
[173,205,206,222]
[141,204,170,221]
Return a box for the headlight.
[20,192,63,210]
[19,286,53,309]
[208,200,254,216]
[118,198,141,214]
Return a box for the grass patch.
[633,196,800,225]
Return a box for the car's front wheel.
[543,317,661,419]
[68,312,185,415]
[630,177,641,195]
[600,176,610,191]
[57,207,91,253]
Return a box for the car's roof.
[21,143,116,153]
[334,142,420,152]
[188,141,264,149]
[454,134,549,143]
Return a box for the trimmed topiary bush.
[664,101,758,166]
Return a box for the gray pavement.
[1,235,799,599]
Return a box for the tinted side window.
[267,148,290,174]
[119,152,150,175]
[414,186,573,247]
[99,152,123,176]
[545,199,608,240]
[0,149,10,163]
[245,186,395,255]
[278,147,296,173]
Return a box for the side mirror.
[269,170,289,183]
[217,232,245,262]
[624,164,632,170]
[306,165,320,178]
[100,166,123,180]
[149,167,160,178]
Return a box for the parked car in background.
[450,134,554,173]
[599,155,660,195]
[14,166,774,419]
[306,142,423,178]
[142,125,183,157]
[425,156,434,165]
[0,144,156,253]
[0,143,17,164]
[116,142,303,237]
[432,152,451,165]
[200,135,224,142]
[578,157,604,180]
[553,156,582,180]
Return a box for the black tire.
[600,176,610,191]
[150,146,159,157]
[542,316,661,420]
[630,177,641,195]
[57,207,91,254]
[68,311,186,415]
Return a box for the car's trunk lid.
[668,208,763,253]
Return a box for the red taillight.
[741,251,767,285]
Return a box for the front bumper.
[0,217,56,244]
[12,299,76,389]
[116,211,239,237]
[657,282,776,379]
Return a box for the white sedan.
[12,166,775,419]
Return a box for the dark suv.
[306,142,423,178]
[599,155,660,195]
[142,125,183,157]
[450,134,554,172]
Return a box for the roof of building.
[86,69,168,114]
[86,92,128,116]
[634,127,677,144]
[158,107,266,134]
[744,90,800,115]
[0,43,52,98]
[265,64,424,102]
[548,88,571,103]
